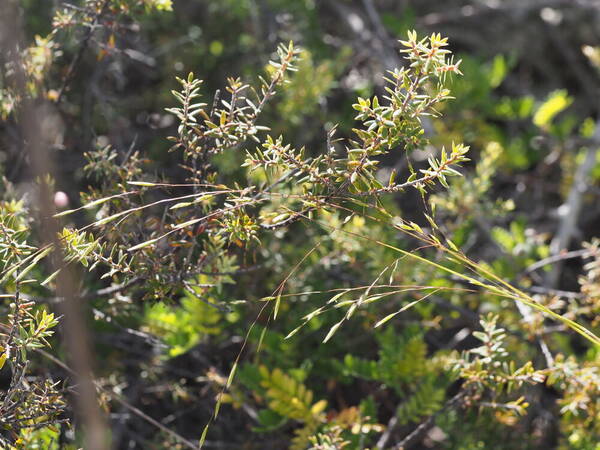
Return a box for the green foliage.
[533,90,573,130]
[0,198,65,447]
[342,326,428,387]
[239,364,383,449]
[275,48,351,127]
[341,326,446,425]
[452,314,546,395]
[395,376,445,425]
[258,366,327,422]
[42,27,597,448]
[546,353,600,447]
[143,286,224,357]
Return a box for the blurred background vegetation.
[1,0,600,449]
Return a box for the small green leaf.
[256,327,268,353]
[41,269,60,287]
[227,362,237,389]
[285,323,306,340]
[199,423,210,448]
[92,210,130,227]
[327,289,350,304]
[273,293,282,320]
[127,181,158,187]
[374,311,401,328]
[127,237,160,252]
[533,90,573,128]
[323,320,343,343]
[214,396,222,418]
[169,201,192,210]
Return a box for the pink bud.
[54,191,69,209]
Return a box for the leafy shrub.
[1,2,600,449]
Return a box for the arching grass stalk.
[292,207,600,347]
